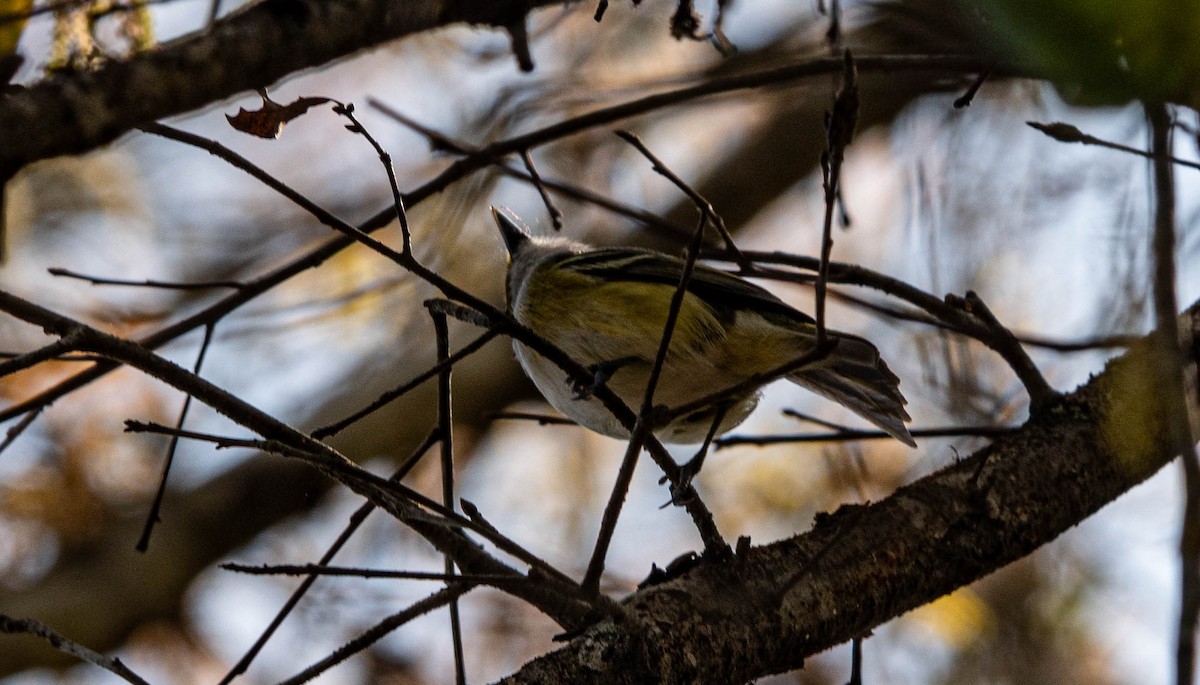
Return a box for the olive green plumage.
[494,206,915,447]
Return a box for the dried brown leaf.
[225,91,334,139]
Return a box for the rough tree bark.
[1,2,1192,683]
[494,302,1200,684]
[0,0,569,174]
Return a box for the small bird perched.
[493,206,915,449]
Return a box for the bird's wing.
[554,248,815,325]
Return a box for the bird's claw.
[571,356,639,400]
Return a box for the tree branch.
[0,0,568,174]
[493,300,1200,684]
[0,288,600,630]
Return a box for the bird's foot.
[571,356,639,400]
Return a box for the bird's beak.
[491,206,530,257]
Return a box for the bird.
[493,206,915,451]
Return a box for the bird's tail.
[787,333,916,447]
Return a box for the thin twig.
[489,410,575,425]
[0,615,152,685]
[0,408,41,456]
[811,285,1135,352]
[615,129,747,265]
[141,122,411,269]
[848,634,864,685]
[123,418,573,586]
[662,339,837,426]
[369,100,695,245]
[145,115,724,578]
[312,327,501,439]
[951,291,1058,411]
[503,13,535,72]
[331,102,413,252]
[953,64,995,108]
[520,149,564,229]
[0,330,85,377]
[583,133,728,595]
[715,425,1015,449]
[706,251,1072,397]
[277,586,473,685]
[0,54,988,430]
[815,51,858,342]
[218,428,441,684]
[205,0,221,27]
[48,266,244,290]
[782,408,858,431]
[432,310,467,685]
[136,323,215,552]
[221,562,513,583]
[1146,102,1200,685]
[1029,121,1200,173]
[0,350,104,362]
[366,99,471,155]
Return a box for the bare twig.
[615,129,746,265]
[1,54,987,430]
[48,266,244,290]
[490,410,575,425]
[123,418,580,595]
[661,339,837,427]
[520,149,564,229]
[953,64,995,108]
[1029,121,1200,172]
[220,562,514,582]
[218,428,441,684]
[707,251,1064,402]
[366,99,472,155]
[848,634,864,685]
[432,310,467,685]
[205,0,221,26]
[145,114,726,565]
[0,615,152,685]
[331,102,413,251]
[583,133,728,595]
[715,425,1015,448]
[783,408,859,431]
[503,12,535,72]
[312,327,501,439]
[136,323,215,552]
[0,408,41,456]
[0,330,85,377]
[0,290,595,628]
[141,122,411,269]
[1146,102,1200,685]
[950,291,1058,411]
[277,586,473,685]
[816,51,858,342]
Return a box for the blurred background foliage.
[0,0,1197,683]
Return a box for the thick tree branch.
[0,0,567,173]
[495,301,1200,684]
